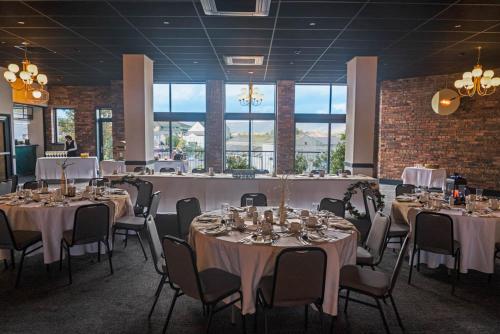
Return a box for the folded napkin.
[329,220,360,240]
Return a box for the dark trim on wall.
[344,162,374,168]
[125,160,157,165]
[379,178,401,185]
[294,114,346,123]
[224,113,275,121]
[153,112,206,122]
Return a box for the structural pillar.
[345,56,378,176]
[276,80,295,174]
[123,54,154,171]
[205,80,224,172]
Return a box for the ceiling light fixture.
[163,21,170,25]
[238,72,264,106]
[454,47,500,97]
[17,21,25,25]
[454,24,461,28]
[294,50,301,55]
[309,22,316,26]
[3,43,49,103]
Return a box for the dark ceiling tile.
[279,2,365,18]
[27,1,118,16]
[359,2,453,19]
[435,4,500,21]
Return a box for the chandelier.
[238,73,264,106]
[3,43,49,103]
[453,47,500,97]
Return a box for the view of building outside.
[54,108,75,144]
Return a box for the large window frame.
[52,108,76,144]
[294,84,346,174]
[224,83,276,172]
[153,83,207,170]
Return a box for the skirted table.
[401,167,447,189]
[36,157,99,180]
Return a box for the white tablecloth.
[401,167,447,189]
[101,160,126,175]
[392,200,500,274]
[36,157,99,180]
[189,210,357,315]
[154,160,189,173]
[0,194,134,264]
[107,174,376,213]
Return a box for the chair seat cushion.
[114,216,145,230]
[199,268,241,304]
[340,265,390,297]
[12,230,42,250]
[388,222,409,237]
[356,246,374,265]
[495,242,500,250]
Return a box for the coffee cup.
[290,222,301,233]
[307,216,318,228]
[300,209,310,217]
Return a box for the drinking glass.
[221,202,230,217]
[311,202,319,215]
[245,197,254,208]
[476,188,483,199]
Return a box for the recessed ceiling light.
[248,71,254,74]
[294,50,301,55]
[289,61,294,65]
[163,21,170,25]
[309,22,316,26]
[17,21,25,25]
[1,41,5,44]
[454,24,462,28]
[99,60,104,63]
[193,61,198,64]
[21,41,29,45]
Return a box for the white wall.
[0,66,15,174]
[27,106,45,157]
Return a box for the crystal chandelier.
[238,73,264,106]
[3,43,49,103]
[453,47,500,97]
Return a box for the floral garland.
[343,181,385,219]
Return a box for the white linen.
[189,212,357,316]
[154,160,189,173]
[101,160,126,175]
[392,200,500,274]
[107,173,376,213]
[401,167,447,189]
[36,157,99,180]
[0,195,134,264]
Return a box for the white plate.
[251,236,273,245]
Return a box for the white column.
[345,56,378,176]
[122,54,154,171]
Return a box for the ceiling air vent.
[200,0,271,16]
[224,56,264,66]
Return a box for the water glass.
[311,202,319,215]
[245,197,254,207]
[221,202,229,217]
[476,188,483,198]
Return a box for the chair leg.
[66,246,72,285]
[206,305,214,334]
[389,294,404,330]
[408,246,417,284]
[124,230,128,248]
[97,241,101,263]
[3,259,7,270]
[154,275,166,297]
[317,303,324,332]
[105,240,114,275]
[10,249,15,270]
[456,249,461,281]
[344,290,350,313]
[59,240,63,271]
[375,298,390,334]
[136,230,148,261]
[15,249,26,288]
[263,308,268,334]
[162,290,180,334]
[304,304,309,331]
[149,276,166,319]
[329,315,336,334]
[417,249,421,272]
[239,291,247,334]
[254,297,259,333]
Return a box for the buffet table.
[401,166,447,189]
[36,157,99,180]
[154,160,189,173]
[107,173,377,213]
[101,160,126,175]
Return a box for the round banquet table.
[391,198,500,274]
[0,193,134,264]
[188,208,358,316]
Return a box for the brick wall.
[45,81,124,159]
[276,80,295,173]
[378,70,500,189]
[205,80,224,172]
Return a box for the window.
[96,108,113,161]
[53,108,75,144]
[153,83,206,170]
[294,84,346,174]
[224,83,275,172]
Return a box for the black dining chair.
[23,180,48,190]
[176,197,201,239]
[134,180,154,217]
[255,247,327,334]
[0,209,43,287]
[362,188,378,224]
[319,198,345,218]
[0,175,18,195]
[134,166,145,173]
[88,177,109,187]
[408,212,461,293]
[59,204,113,284]
[192,168,206,173]
[160,167,176,173]
[161,235,245,334]
[113,191,161,260]
[340,235,410,334]
[356,212,391,269]
[240,193,267,207]
[395,184,416,196]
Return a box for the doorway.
[96,108,113,161]
[0,115,13,180]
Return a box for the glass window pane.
[99,108,112,118]
[171,84,206,113]
[171,121,205,169]
[330,123,346,172]
[153,121,170,158]
[251,120,274,172]
[225,84,250,113]
[331,85,347,114]
[295,85,330,114]
[14,120,29,142]
[153,84,169,113]
[102,122,113,160]
[225,120,249,169]
[251,84,275,114]
[295,123,329,173]
[55,108,75,143]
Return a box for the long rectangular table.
[36,157,99,180]
[107,173,377,213]
[401,166,447,189]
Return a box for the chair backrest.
[162,236,202,300]
[176,197,201,238]
[0,209,15,249]
[344,170,352,175]
[254,169,269,174]
[10,175,18,193]
[134,166,144,173]
[71,204,110,245]
[160,167,175,173]
[364,212,391,264]
[147,191,161,219]
[23,180,48,190]
[146,215,165,275]
[310,170,322,175]
[395,184,416,196]
[192,168,206,173]
[89,177,109,187]
[363,188,377,223]
[389,235,411,292]
[270,247,327,307]
[240,193,267,207]
[415,212,455,255]
[0,180,13,195]
[135,180,154,215]
[483,189,500,198]
[319,198,345,218]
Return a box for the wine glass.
[245,197,254,208]
[476,188,483,200]
[311,202,319,215]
